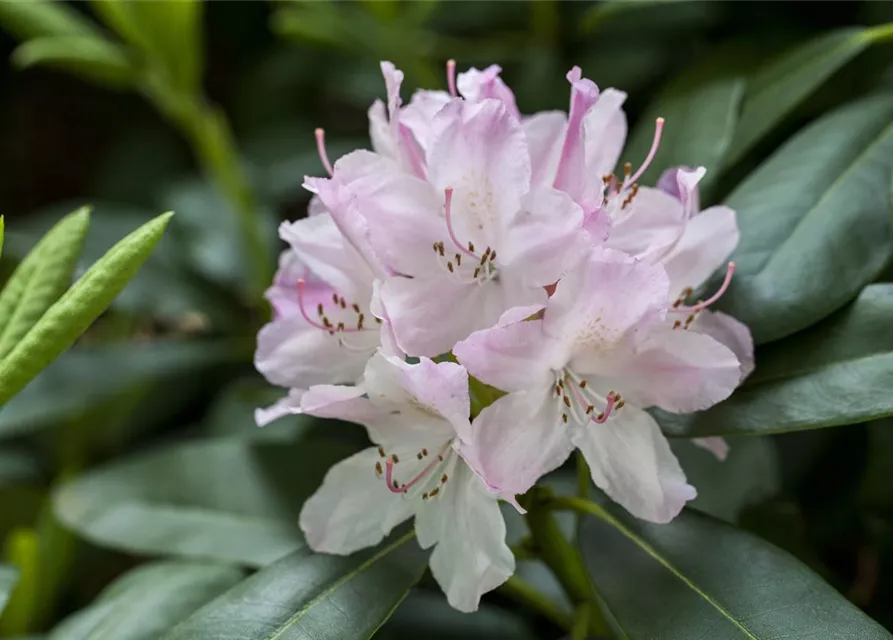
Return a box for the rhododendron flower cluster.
[254,60,753,612]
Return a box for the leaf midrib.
[744,350,893,388]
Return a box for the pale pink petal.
[299,448,415,554]
[254,314,377,389]
[583,87,627,178]
[657,165,703,216]
[573,404,696,523]
[606,186,684,261]
[381,275,505,357]
[582,209,612,245]
[380,61,404,116]
[370,280,404,359]
[265,250,328,319]
[368,99,397,160]
[426,99,531,251]
[453,316,554,393]
[400,89,451,152]
[456,64,521,121]
[255,388,305,427]
[308,194,328,216]
[523,111,567,186]
[692,437,730,462]
[461,387,574,499]
[301,384,371,419]
[552,67,600,211]
[545,248,669,363]
[662,205,738,296]
[499,187,589,288]
[689,310,754,381]
[584,328,740,413]
[415,463,514,612]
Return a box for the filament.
[314,128,334,177]
[671,262,735,313]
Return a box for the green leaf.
[162,530,428,640]
[718,92,893,344]
[12,36,136,89]
[578,504,891,639]
[47,562,244,640]
[0,212,172,407]
[621,64,744,189]
[724,25,893,167]
[204,379,310,441]
[0,339,242,440]
[54,434,356,567]
[659,284,893,437]
[671,437,778,522]
[0,564,17,615]
[0,207,90,361]
[0,448,39,486]
[0,1,103,40]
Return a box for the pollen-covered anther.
[375,461,383,476]
[378,446,386,458]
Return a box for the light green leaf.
[621,64,744,189]
[0,564,17,615]
[0,212,172,407]
[54,434,355,566]
[578,504,891,639]
[0,1,103,40]
[659,284,893,437]
[0,339,242,440]
[162,530,428,640]
[12,36,136,89]
[718,93,893,344]
[47,562,244,640]
[0,207,90,361]
[725,25,893,167]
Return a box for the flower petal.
[524,110,567,186]
[400,89,451,152]
[662,205,738,296]
[415,463,514,612]
[368,99,397,160]
[606,186,685,261]
[689,309,754,381]
[573,405,696,523]
[692,437,730,462]
[552,67,600,211]
[456,64,521,121]
[657,165,704,216]
[461,387,574,498]
[255,388,305,427]
[426,98,532,251]
[381,275,506,357]
[499,187,589,288]
[299,448,416,555]
[583,87,627,178]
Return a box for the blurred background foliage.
[0,1,891,638]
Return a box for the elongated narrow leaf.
[47,562,243,640]
[725,25,893,167]
[0,565,17,615]
[0,212,172,406]
[579,504,890,639]
[13,36,136,89]
[622,73,744,189]
[0,207,90,360]
[163,530,428,640]
[660,284,893,437]
[54,434,355,566]
[0,1,103,40]
[718,93,893,344]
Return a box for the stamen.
[443,187,478,258]
[447,59,458,97]
[671,262,735,313]
[314,128,334,177]
[626,117,664,186]
[592,392,617,424]
[384,455,442,494]
[297,280,336,331]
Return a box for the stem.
[572,601,593,640]
[520,487,611,637]
[498,575,573,631]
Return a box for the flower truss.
[254,60,753,612]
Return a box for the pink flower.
[295,353,514,612]
[454,249,742,523]
[312,97,591,357]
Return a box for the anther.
[626,117,664,186]
[623,162,632,177]
[314,128,334,177]
[352,303,361,313]
[562,413,568,423]
[417,453,423,460]
[297,279,343,332]
[391,454,399,463]
[378,446,386,458]
[473,267,481,278]
[441,473,448,483]
[447,59,457,97]
[579,380,587,389]
[489,250,497,262]
[586,405,594,414]
[332,293,339,304]
[480,247,491,265]
[455,253,462,266]
[337,321,345,332]
[375,461,383,476]
[317,303,324,316]
[447,262,454,273]
[429,487,440,498]
[563,395,571,408]
[339,297,346,309]
[673,320,682,329]
[468,241,475,253]
[357,314,365,330]
[422,448,428,456]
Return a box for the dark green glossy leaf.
[12,36,136,89]
[0,1,103,40]
[725,25,893,167]
[718,93,893,344]
[162,530,427,640]
[659,284,893,437]
[0,207,90,361]
[54,434,355,567]
[0,565,17,615]
[47,562,243,640]
[579,505,891,638]
[0,212,172,406]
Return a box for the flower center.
[599,117,664,221]
[374,441,454,501]
[431,187,499,285]
[296,279,380,351]
[553,369,625,426]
